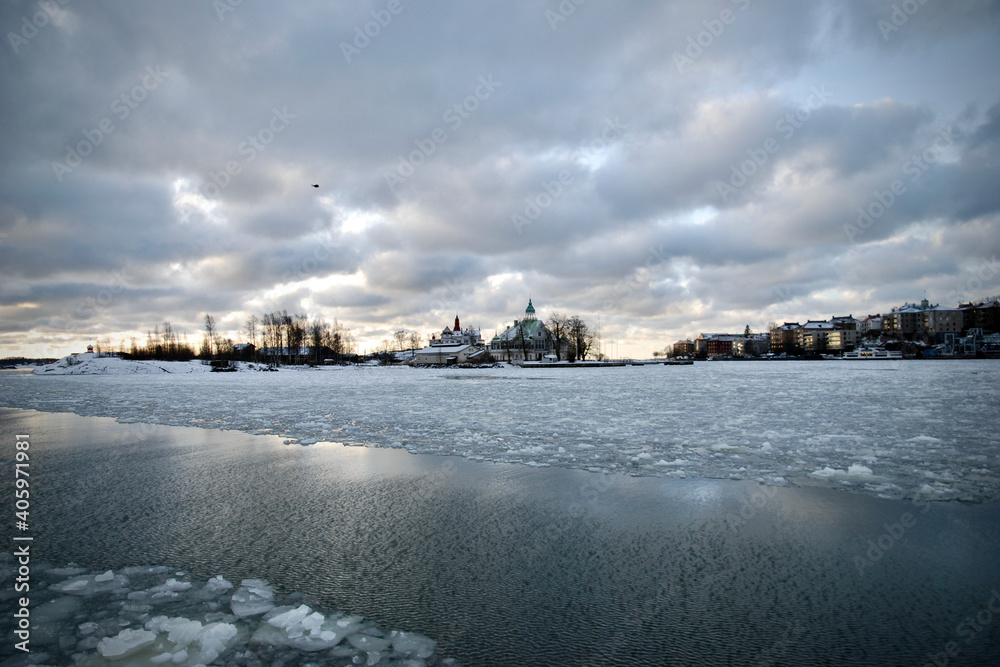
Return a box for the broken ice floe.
[0,556,458,666]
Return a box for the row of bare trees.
[374,330,423,355]
[117,322,198,360]
[547,313,597,361]
[242,311,357,365]
[105,313,356,365]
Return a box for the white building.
[414,315,487,365]
[489,300,567,363]
[859,315,882,335]
[429,316,483,348]
[413,344,487,365]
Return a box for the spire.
[525,299,536,320]
[454,315,461,332]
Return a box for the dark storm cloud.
[1,0,999,357]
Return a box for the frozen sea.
[3,360,1000,502]
[1,361,1000,665]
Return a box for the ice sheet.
[5,360,999,501]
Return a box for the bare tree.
[203,314,217,358]
[568,316,593,361]
[547,313,569,361]
[286,312,307,364]
[244,314,259,360]
[393,330,408,353]
[310,318,328,363]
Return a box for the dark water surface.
[2,407,999,665]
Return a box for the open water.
[1,402,999,665]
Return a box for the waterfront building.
[489,300,567,363]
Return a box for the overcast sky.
[2,0,999,359]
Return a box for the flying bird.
[311,184,319,188]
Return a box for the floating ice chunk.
[194,622,238,663]
[337,615,365,628]
[46,566,87,577]
[389,630,437,659]
[143,616,237,664]
[32,596,82,627]
[253,605,363,651]
[810,464,875,480]
[267,604,312,630]
[846,463,874,478]
[166,618,204,646]
[94,570,115,582]
[348,633,392,652]
[160,578,193,592]
[656,458,688,467]
[97,628,157,658]
[907,435,943,444]
[204,575,233,593]
[121,565,172,575]
[230,579,275,617]
[51,571,128,596]
[301,611,325,634]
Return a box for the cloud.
[1,1,999,357]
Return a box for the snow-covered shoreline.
[32,353,285,375]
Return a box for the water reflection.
[2,408,999,666]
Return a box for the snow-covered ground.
[33,353,245,375]
[0,556,455,666]
[4,359,999,501]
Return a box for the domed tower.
[524,299,536,321]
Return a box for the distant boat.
[663,359,694,366]
[843,347,902,360]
